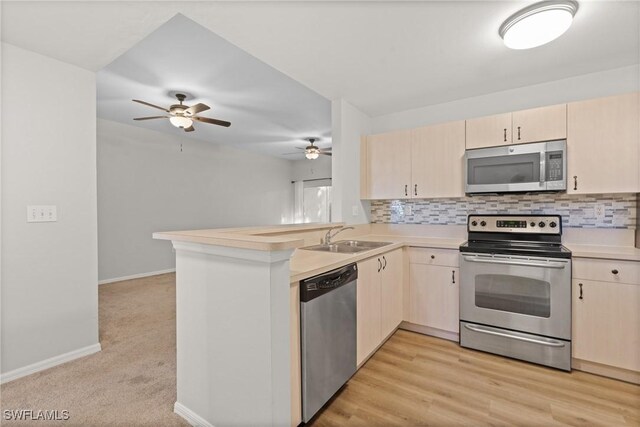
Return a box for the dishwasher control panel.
[300,263,358,302]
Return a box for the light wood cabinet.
[411,121,465,198]
[409,264,459,334]
[365,130,412,199]
[380,249,404,338]
[356,249,404,365]
[567,92,640,194]
[512,104,567,144]
[572,279,640,373]
[356,256,382,365]
[466,105,566,149]
[465,112,512,149]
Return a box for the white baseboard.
[174,402,214,427]
[99,268,176,285]
[0,343,102,384]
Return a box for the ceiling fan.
[132,93,231,132]
[283,138,331,160]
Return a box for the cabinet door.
[409,264,459,333]
[411,121,465,198]
[380,249,404,338]
[572,279,640,372]
[512,104,567,144]
[465,112,512,149]
[356,257,382,365]
[567,92,640,194]
[366,130,412,199]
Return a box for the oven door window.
[475,274,551,318]
[467,153,541,185]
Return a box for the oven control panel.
[468,215,561,234]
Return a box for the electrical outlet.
[405,205,413,216]
[27,205,57,223]
[594,203,605,221]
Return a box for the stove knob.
[549,221,557,228]
[480,221,487,227]
[530,222,536,227]
[538,221,546,228]
[471,220,478,227]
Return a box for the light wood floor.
[310,329,640,427]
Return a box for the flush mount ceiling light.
[499,0,578,50]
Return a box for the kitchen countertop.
[153,222,344,251]
[290,234,640,283]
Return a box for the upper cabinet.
[465,112,512,149]
[411,121,465,198]
[363,130,412,199]
[466,104,567,149]
[512,104,567,144]
[362,121,465,200]
[567,92,640,194]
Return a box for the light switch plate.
[352,205,360,216]
[27,205,57,222]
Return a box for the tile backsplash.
[370,193,638,229]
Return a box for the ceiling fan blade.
[282,152,302,155]
[184,125,195,132]
[132,99,170,112]
[321,152,332,156]
[133,116,168,121]
[193,116,231,127]
[185,103,210,116]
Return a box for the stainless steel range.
[459,214,572,371]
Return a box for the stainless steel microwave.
[465,140,567,194]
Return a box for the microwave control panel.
[468,215,562,234]
[546,151,564,182]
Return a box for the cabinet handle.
[573,176,578,191]
[503,128,507,142]
[517,126,521,140]
[579,283,583,300]
[404,185,408,196]
[377,258,382,273]
[452,270,456,284]
[430,255,435,259]
[383,256,387,270]
[612,269,619,275]
[414,184,418,196]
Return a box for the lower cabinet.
[407,247,459,335]
[409,264,459,333]
[572,258,640,383]
[356,248,403,365]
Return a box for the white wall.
[291,156,332,182]
[1,44,99,375]
[371,65,640,133]
[97,119,294,282]
[331,99,371,225]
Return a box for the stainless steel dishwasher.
[300,263,357,423]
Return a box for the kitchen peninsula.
[154,222,640,426]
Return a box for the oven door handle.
[464,324,566,348]
[462,255,568,269]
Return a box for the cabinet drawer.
[408,247,459,267]
[573,258,640,285]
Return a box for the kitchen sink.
[301,240,393,254]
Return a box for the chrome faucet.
[324,226,355,245]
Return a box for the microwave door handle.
[540,152,546,185]
[462,255,568,269]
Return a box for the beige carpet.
[0,273,188,426]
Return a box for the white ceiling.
[96,14,332,159]
[2,1,639,119]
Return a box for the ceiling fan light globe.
[170,116,193,129]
